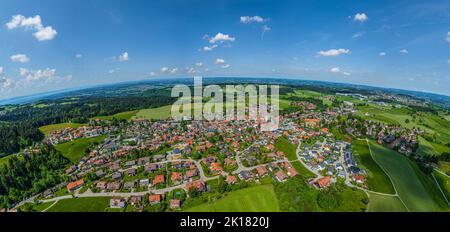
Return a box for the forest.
[0,144,69,208]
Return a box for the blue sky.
[0,0,449,99]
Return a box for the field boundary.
[431,172,450,207]
[364,139,411,212]
[41,201,58,212]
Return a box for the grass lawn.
[55,135,106,163]
[94,110,139,121]
[46,197,110,212]
[433,171,450,202]
[183,185,280,212]
[39,122,84,135]
[351,140,395,194]
[20,201,55,212]
[368,193,407,212]
[368,140,449,212]
[134,105,172,120]
[290,161,316,179]
[275,137,297,161]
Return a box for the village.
[16,96,424,212]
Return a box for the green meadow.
[94,110,139,121]
[46,197,111,212]
[133,105,172,120]
[275,137,297,161]
[352,140,395,194]
[368,141,449,212]
[183,185,280,212]
[39,122,85,135]
[55,135,106,163]
[368,193,407,212]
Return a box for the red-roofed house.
[153,175,165,186]
[67,179,84,192]
[316,176,331,189]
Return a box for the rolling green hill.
[368,140,449,211]
[352,139,395,194]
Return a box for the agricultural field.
[351,139,395,194]
[94,110,139,121]
[416,136,450,157]
[368,141,449,212]
[133,105,172,120]
[433,171,450,202]
[39,122,85,135]
[55,135,106,163]
[183,185,280,212]
[45,197,111,212]
[275,137,297,161]
[368,193,408,212]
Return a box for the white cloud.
[10,54,30,63]
[446,31,450,42]
[1,77,14,88]
[0,67,3,76]
[352,32,364,38]
[448,59,450,65]
[208,33,235,44]
[240,16,265,24]
[221,64,231,69]
[202,44,217,52]
[400,49,409,54]
[149,72,156,76]
[318,48,351,57]
[187,67,197,74]
[330,67,340,73]
[6,15,41,29]
[19,67,56,81]
[119,52,129,62]
[261,25,271,39]
[379,52,386,57]
[6,14,57,41]
[75,54,82,59]
[195,62,203,67]
[354,13,368,23]
[33,26,57,41]
[160,67,178,74]
[215,58,225,64]
[330,67,351,76]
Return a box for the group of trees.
[0,123,44,156]
[0,144,69,208]
[274,176,368,212]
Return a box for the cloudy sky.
[0,0,449,99]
